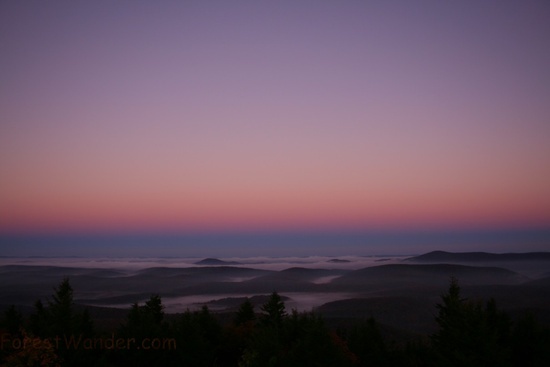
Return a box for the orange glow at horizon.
[2,177,549,234]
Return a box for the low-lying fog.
[0,255,405,272]
[0,255,404,312]
[102,292,358,313]
[2,254,548,316]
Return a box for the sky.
[1,1,549,256]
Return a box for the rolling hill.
[406,250,550,262]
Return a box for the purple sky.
[1,1,549,243]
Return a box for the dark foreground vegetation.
[1,278,549,367]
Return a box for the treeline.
[1,277,549,366]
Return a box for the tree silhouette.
[116,295,176,367]
[48,277,74,336]
[124,294,165,331]
[1,305,23,336]
[242,309,354,366]
[29,277,93,339]
[145,294,164,324]
[433,277,464,351]
[25,278,95,366]
[235,297,255,326]
[346,317,388,366]
[432,277,512,367]
[169,305,222,367]
[260,292,286,327]
[30,299,48,337]
[6,273,550,366]
[511,312,550,367]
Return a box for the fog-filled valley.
[2,251,550,334]
[2,251,550,366]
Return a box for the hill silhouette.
[194,258,241,265]
[407,250,550,262]
[331,263,527,292]
[0,255,547,325]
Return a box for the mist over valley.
[2,251,549,335]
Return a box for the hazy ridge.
[407,250,550,262]
[1,251,549,335]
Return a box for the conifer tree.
[235,298,255,326]
[260,292,286,327]
[1,305,23,336]
[145,294,164,324]
[432,277,512,367]
[48,277,74,335]
[29,300,47,336]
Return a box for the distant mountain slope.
[523,276,550,287]
[245,267,347,285]
[136,266,266,277]
[194,258,241,265]
[331,263,527,291]
[0,264,272,306]
[317,296,438,334]
[406,251,550,262]
[203,294,291,311]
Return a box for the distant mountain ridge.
[406,251,550,262]
[194,258,241,265]
[332,263,526,289]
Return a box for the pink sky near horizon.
[1,0,549,235]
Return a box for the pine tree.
[48,277,74,335]
[127,302,142,325]
[432,277,512,367]
[1,305,23,335]
[27,278,96,366]
[260,292,286,327]
[346,317,388,366]
[29,300,47,336]
[433,277,464,348]
[235,298,255,326]
[145,294,164,324]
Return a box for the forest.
[1,277,549,367]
